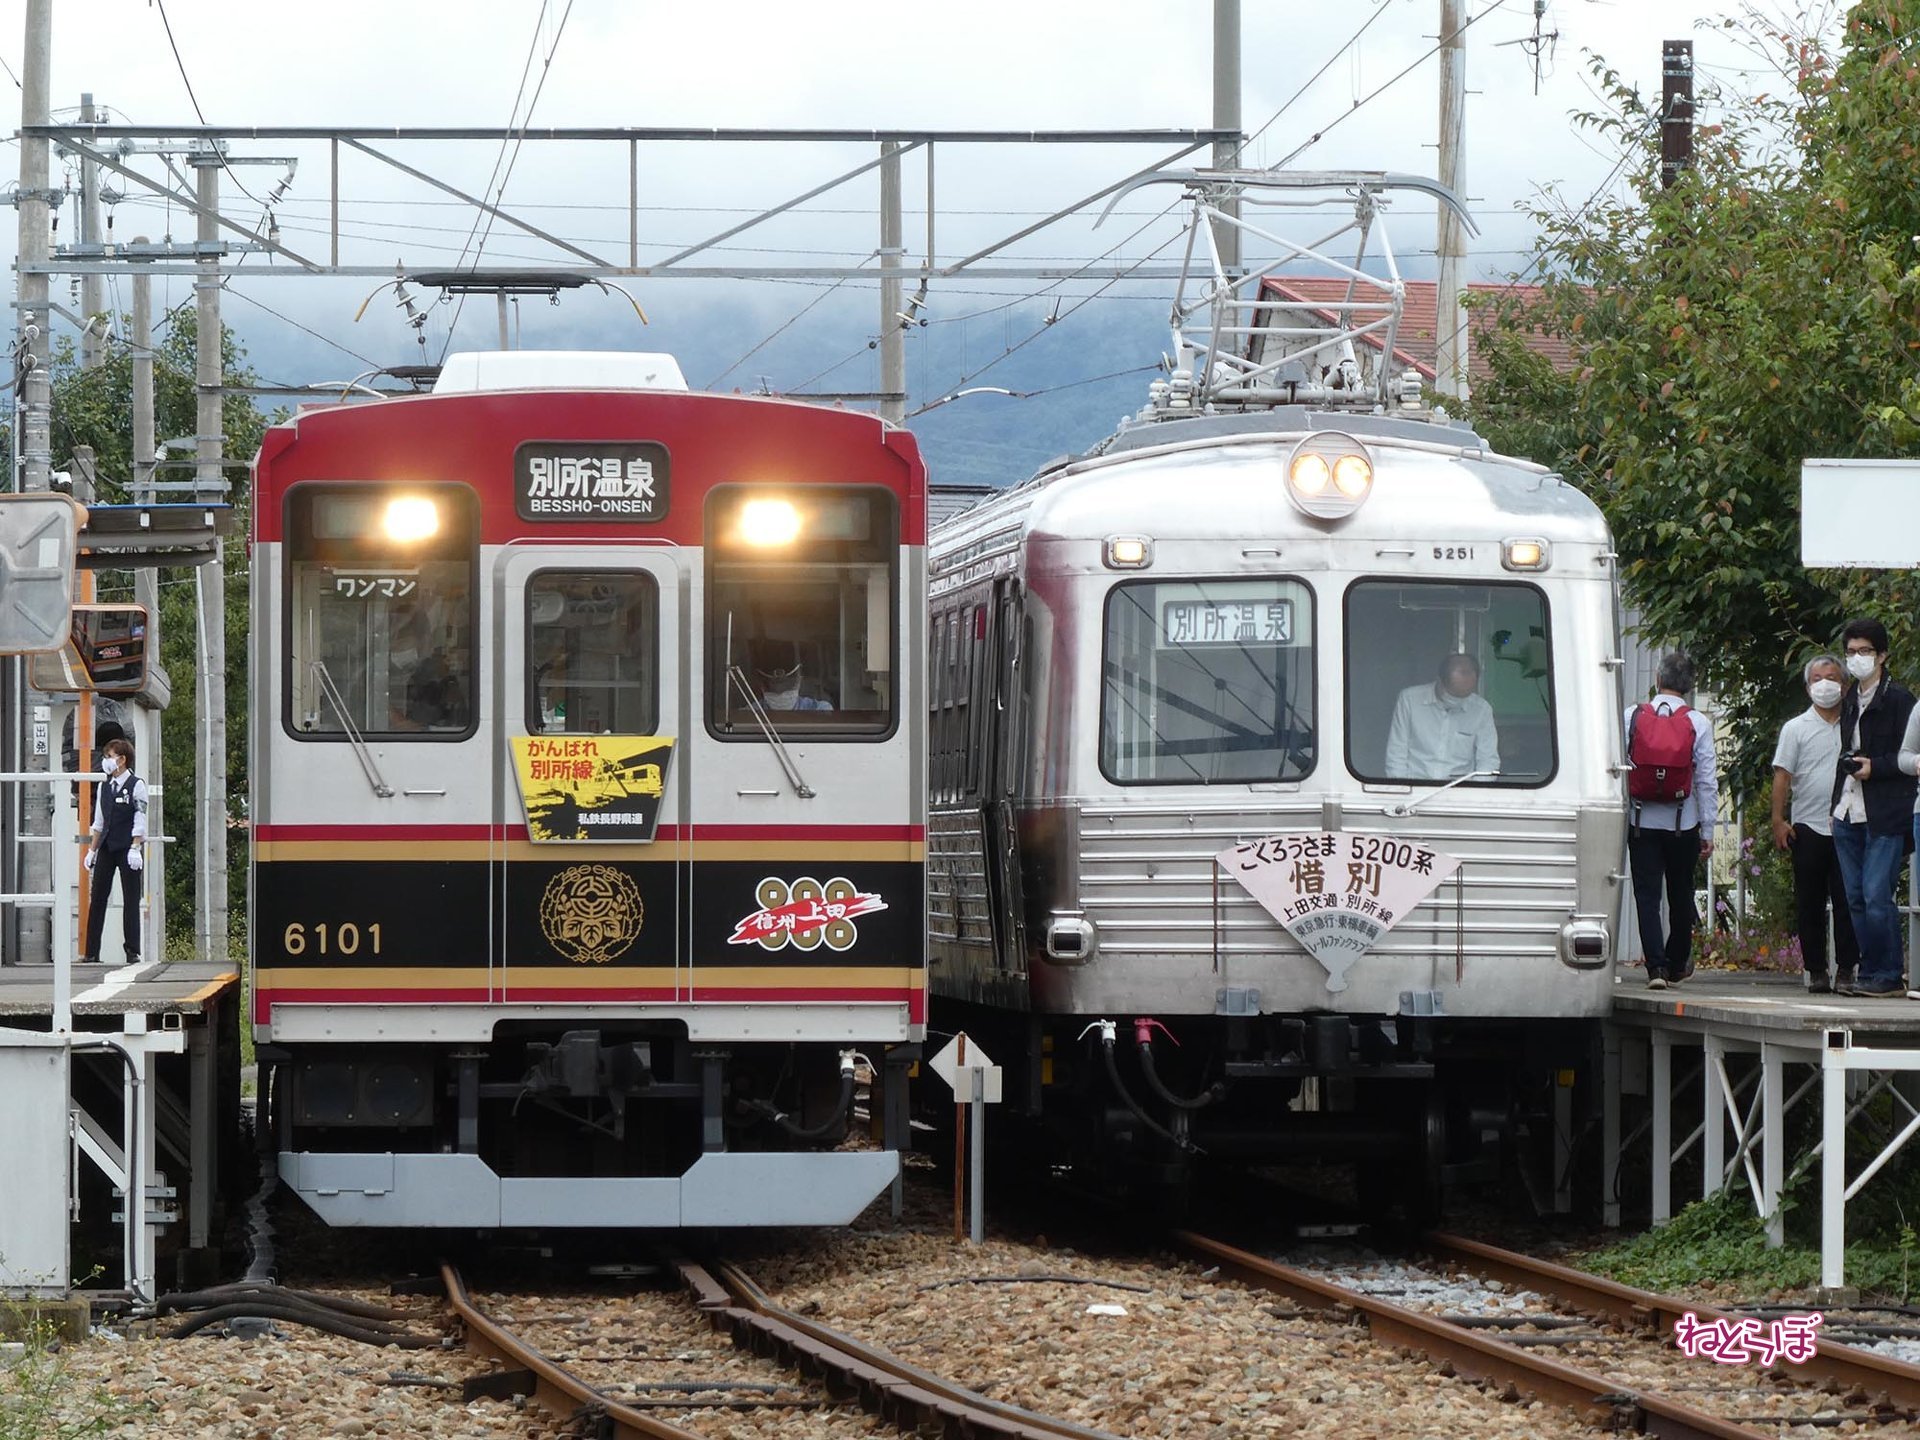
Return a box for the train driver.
[751,638,834,711]
[1383,652,1501,782]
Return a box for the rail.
[440,1261,699,1440]
[694,1258,1122,1440]
[1173,1230,1770,1440]
[1423,1230,1920,1411]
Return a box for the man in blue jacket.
[1829,618,1918,996]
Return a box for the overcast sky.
[0,0,1807,469]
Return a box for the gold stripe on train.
[256,840,923,863]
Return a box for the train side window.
[526,572,658,734]
[1344,579,1557,788]
[284,483,477,742]
[1099,577,1316,785]
[706,486,897,740]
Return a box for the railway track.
[1175,1228,1920,1436]
[439,1259,1123,1440]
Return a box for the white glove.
[127,849,144,873]
[82,849,95,872]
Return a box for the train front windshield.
[284,485,477,740]
[706,486,898,737]
[1345,579,1556,787]
[1101,577,1317,784]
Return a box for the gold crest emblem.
[538,864,644,965]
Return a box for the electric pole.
[6,0,54,966]
[879,141,905,425]
[193,150,227,962]
[1213,0,1242,273]
[1435,0,1469,401]
[79,95,103,369]
[1660,40,1695,189]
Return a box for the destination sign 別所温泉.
[1217,831,1459,992]
[512,735,674,842]
[1163,597,1291,647]
[514,441,670,522]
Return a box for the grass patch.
[1580,1187,1920,1301]
[0,1311,123,1440]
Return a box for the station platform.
[0,958,242,1302]
[1604,965,1920,1292]
[0,958,237,1020]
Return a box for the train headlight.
[1502,538,1551,571]
[738,497,802,547]
[382,496,441,542]
[1104,536,1152,569]
[1285,433,1372,519]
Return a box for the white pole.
[1435,0,1469,400]
[879,142,904,425]
[968,1066,985,1245]
[194,155,228,963]
[1212,0,1242,273]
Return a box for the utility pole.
[1660,40,1695,189]
[132,245,162,956]
[79,95,104,369]
[6,0,54,966]
[1212,0,1242,273]
[878,141,904,425]
[1435,0,1469,402]
[192,150,227,963]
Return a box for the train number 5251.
[281,922,383,957]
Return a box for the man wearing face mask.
[1771,655,1859,994]
[750,638,834,713]
[1384,652,1500,781]
[81,738,148,966]
[1829,618,1918,997]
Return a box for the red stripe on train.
[254,823,924,842]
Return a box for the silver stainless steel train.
[926,174,1625,1212]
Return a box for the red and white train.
[249,351,925,1227]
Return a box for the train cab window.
[285,484,477,741]
[706,486,897,738]
[1345,580,1556,787]
[1100,578,1316,784]
[526,572,658,734]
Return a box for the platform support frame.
[1610,1005,1920,1291]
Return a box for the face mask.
[100,756,114,775]
[1809,679,1843,708]
[1847,653,1879,681]
[1437,689,1468,712]
[763,686,798,711]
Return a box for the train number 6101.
[282,922,384,957]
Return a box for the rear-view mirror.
[29,604,149,694]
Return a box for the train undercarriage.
[926,1001,1598,1224]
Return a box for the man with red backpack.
[1828,618,1917,997]
[1625,651,1719,989]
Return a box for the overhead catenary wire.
[151,0,267,209]
[1275,0,1514,168]
[439,0,577,361]
[1243,0,1401,155]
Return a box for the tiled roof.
[1256,277,1576,380]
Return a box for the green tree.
[1469,2,1920,804]
[40,313,272,932]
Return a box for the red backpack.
[1628,703,1696,803]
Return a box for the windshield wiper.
[308,659,395,798]
[1386,769,1498,819]
[725,664,816,799]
